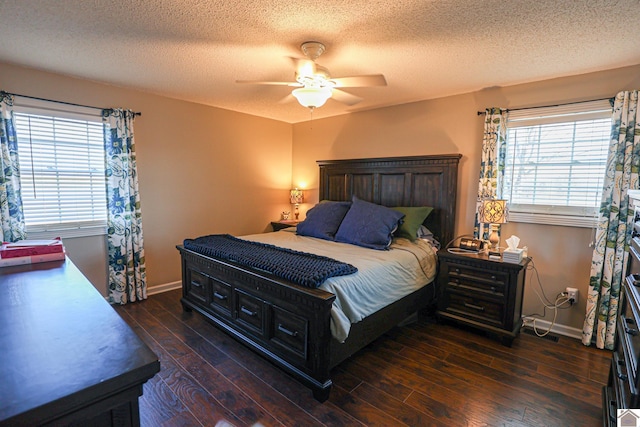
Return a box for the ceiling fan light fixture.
[292,87,332,109]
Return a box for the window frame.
[502,100,612,228]
[12,98,108,239]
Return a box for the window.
[502,100,612,227]
[13,99,107,238]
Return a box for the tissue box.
[502,248,524,263]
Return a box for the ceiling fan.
[236,41,387,109]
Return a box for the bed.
[177,154,461,401]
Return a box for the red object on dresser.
[0,238,64,258]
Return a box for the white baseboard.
[521,317,582,340]
[147,280,182,296]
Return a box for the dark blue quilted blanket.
[183,234,358,288]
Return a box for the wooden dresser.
[603,189,640,426]
[0,259,159,426]
[604,274,640,426]
[436,249,529,346]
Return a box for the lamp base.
[488,224,500,256]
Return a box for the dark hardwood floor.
[115,289,610,426]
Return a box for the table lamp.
[478,199,508,255]
[290,188,304,220]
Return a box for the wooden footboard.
[177,245,336,401]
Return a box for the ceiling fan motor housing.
[296,65,331,87]
[300,41,325,61]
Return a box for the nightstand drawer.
[446,277,505,298]
[445,292,504,326]
[446,264,507,296]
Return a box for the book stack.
[502,248,524,264]
[0,238,65,267]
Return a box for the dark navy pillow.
[296,201,351,240]
[335,196,405,250]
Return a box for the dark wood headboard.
[317,154,461,247]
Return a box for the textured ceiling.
[0,0,639,123]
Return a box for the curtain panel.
[583,90,640,349]
[0,92,26,242]
[474,108,507,240]
[102,108,147,304]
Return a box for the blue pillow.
[335,196,405,250]
[296,201,351,240]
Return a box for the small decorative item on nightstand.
[281,211,290,220]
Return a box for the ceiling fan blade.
[236,80,301,87]
[331,89,363,106]
[278,93,296,104]
[290,57,317,77]
[331,74,387,87]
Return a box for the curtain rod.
[1,91,142,117]
[476,96,614,116]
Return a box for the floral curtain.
[583,91,639,349]
[474,108,508,240]
[103,108,147,304]
[0,91,26,242]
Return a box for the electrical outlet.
[566,287,578,305]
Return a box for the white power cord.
[522,293,571,337]
[521,259,572,337]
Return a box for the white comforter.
[241,229,437,342]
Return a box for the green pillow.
[391,206,434,241]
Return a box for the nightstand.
[436,249,530,346]
[270,220,300,231]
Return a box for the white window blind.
[503,100,612,227]
[13,100,107,238]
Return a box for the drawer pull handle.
[491,275,497,280]
[625,326,638,336]
[615,358,628,381]
[191,280,202,288]
[213,291,227,301]
[490,286,497,292]
[464,302,485,312]
[277,324,298,337]
[240,306,257,317]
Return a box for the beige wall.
[3,59,640,333]
[0,61,293,296]
[292,64,640,332]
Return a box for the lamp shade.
[478,199,508,224]
[292,87,332,108]
[290,188,304,204]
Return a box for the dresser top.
[0,259,159,424]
